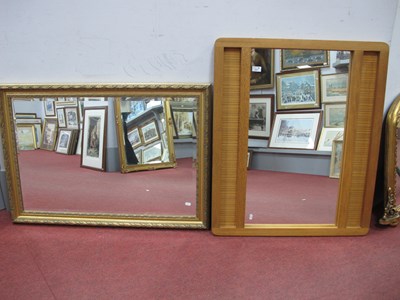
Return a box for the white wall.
[0,0,399,165]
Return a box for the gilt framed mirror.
[212,38,389,236]
[114,97,177,172]
[0,83,211,228]
[379,94,400,226]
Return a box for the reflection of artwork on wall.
[330,140,343,178]
[128,127,142,148]
[57,108,66,127]
[40,118,58,151]
[65,107,79,129]
[250,48,274,89]
[276,69,320,110]
[81,107,107,171]
[16,125,36,150]
[324,103,346,127]
[248,95,273,139]
[44,98,56,116]
[87,116,101,158]
[143,142,162,163]
[141,120,159,144]
[172,110,194,138]
[321,73,348,103]
[247,150,253,169]
[317,128,344,151]
[269,112,321,149]
[55,129,72,154]
[281,49,329,70]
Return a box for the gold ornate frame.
[0,83,211,229]
[379,94,400,226]
[114,97,176,173]
[212,38,389,236]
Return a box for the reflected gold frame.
[0,83,211,229]
[212,38,389,236]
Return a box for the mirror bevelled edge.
[0,83,212,229]
[212,38,389,236]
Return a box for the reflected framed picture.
[281,49,329,70]
[44,97,56,116]
[247,150,253,169]
[248,95,274,139]
[330,140,343,178]
[57,108,66,128]
[171,108,195,139]
[81,107,108,171]
[143,142,162,163]
[15,118,42,146]
[321,73,348,103]
[65,107,79,129]
[250,48,274,89]
[55,129,73,154]
[141,120,160,144]
[276,69,320,110]
[40,118,58,151]
[15,113,37,119]
[128,127,142,149]
[324,103,347,127]
[317,127,344,151]
[16,124,37,150]
[269,112,321,149]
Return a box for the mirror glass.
[246,48,349,224]
[1,84,210,228]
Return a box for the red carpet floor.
[246,169,339,224]
[18,150,197,216]
[0,210,399,299]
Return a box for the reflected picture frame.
[247,150,253,169]
[142,142,163,163]
[81,106,107,171]
[140,119,160,144]
[55,129,73,154]
[321,73,349,103]
[317,127,344,151]
[65,106,79,129]
[330,140,343,178]
[324,103,347,127]
[16,124,37,150]
[276,69,320,110]
[250,48,274,89]
[281,49,329,70]
[57,108,66,128]
[248,95,274,139]
[15,113,37,119]
[15,119,42,147]
[171,108,195,139]
[40,118,58,151]
[44,97,56,116]
[269,112,321,149]
[128,127,142,149]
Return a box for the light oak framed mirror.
[212,38,389,236]
[0,83,211,229]
[379,94,400,226]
